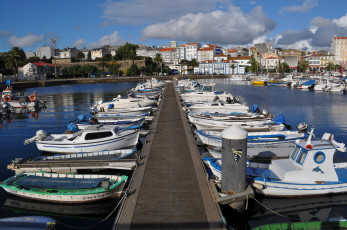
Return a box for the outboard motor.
[108,104,114,109]
[78,114,87,122]
[297,122,308,133]
[67,122,79,133]
[262,108,269,117]
[226,97,232,104]
[213,96,219,102]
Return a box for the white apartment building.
[261,52,279,69]
[36,46,55,59]
[198,47,215,62]
[159,48,178,64]
[331,36,347,67]
[59,48,78,59]
[90,48,110,60]
[136,47,161,59]
[178,43,201,61]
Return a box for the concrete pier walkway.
[115,82,222,230]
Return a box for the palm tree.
[154,53,163,76]
[5,53,20,80]
[230,64,236,75]
[326,62,335,74]
[248,57,258,74]
[108,59,121,76]
[98,58,108,72]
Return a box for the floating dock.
[115,82,222,230]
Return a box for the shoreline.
[5,75,228,90]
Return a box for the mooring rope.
[56,193,127,229]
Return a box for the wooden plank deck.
[115,82,222,230]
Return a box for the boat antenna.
[305,127,315,149]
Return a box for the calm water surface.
[1,80,347,229]
[199,78,347,228]
[0,82,137,230]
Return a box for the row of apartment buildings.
[24,36,347,76]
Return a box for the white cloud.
[73,39,86,48]
[273,13,347,51]
[142,5,276,45]
[7,33,44,48]
[101,0,217,25]
[279,0,318,14]
[0,31,13,37]
[333,13,347,29]
[87,31,126,48]
[249,1,256,5]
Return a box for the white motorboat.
[97,106,153,116]
[1,86,46,108]
[93,96,157,112]
[188,101,249,114]
[248,129,347,197]
[195,129,306,148]
[188,113,285,132]
[25,125,139,154]
[180,84,236,103]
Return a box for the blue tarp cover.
[301,80,315,86]
[15,175,106,190]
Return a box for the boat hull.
[36,130,139,154]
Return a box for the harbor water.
[1,79,347,229]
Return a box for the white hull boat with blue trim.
[188,114,284,132]
[188,101,249,114]
[195,129,306,148]
[25,125,139,154]
[248,129,347,197]
[100,106,153,116]
[92,96,157,112]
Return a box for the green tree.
[248,57,258,74]
[298,60,309,73]
[5,47,26,78]
[77,51,85,62]
[230,64,236,75]
[104,54,112,61]
[98,58,108,72]
[326,62,335,74]
[107,60,121,76]
[115,42,138,61]
[126,64,140,76]
[41,55,48,63]
[154,53,163,76]
[87,51,92,61]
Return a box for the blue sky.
[1,0,347,52]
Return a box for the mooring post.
[221,124,248,213]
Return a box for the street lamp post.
[51,38,57,78]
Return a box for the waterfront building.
[198,47,215,62]
[282,49,304,60]
[36,46,54,59]
[59,47,78,59]
[90,48,111,60]
[305,54,321,72]
[159,48,178,64]
[198,53,245,75]
[331,36,347,67]
[229,56,252,68]
[261,52,279,70]
[178,43,201,61]
[136,47,160,59]
[18,61,60,80]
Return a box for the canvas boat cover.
[15,175,107,190]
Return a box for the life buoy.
[3,95,11,102]
[29,94,37,102]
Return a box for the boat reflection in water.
[248,194,347,229]
[4,195,119,219]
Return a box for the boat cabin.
[269,134,345,184]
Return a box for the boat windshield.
[291,146,300,160]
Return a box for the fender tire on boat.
[29,95,37,102]
[3,95,11,102]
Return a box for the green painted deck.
[115,82,222,230]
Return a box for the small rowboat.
[0,172,128,203]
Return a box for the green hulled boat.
[0,172,128,203]
[252,220,347,230]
